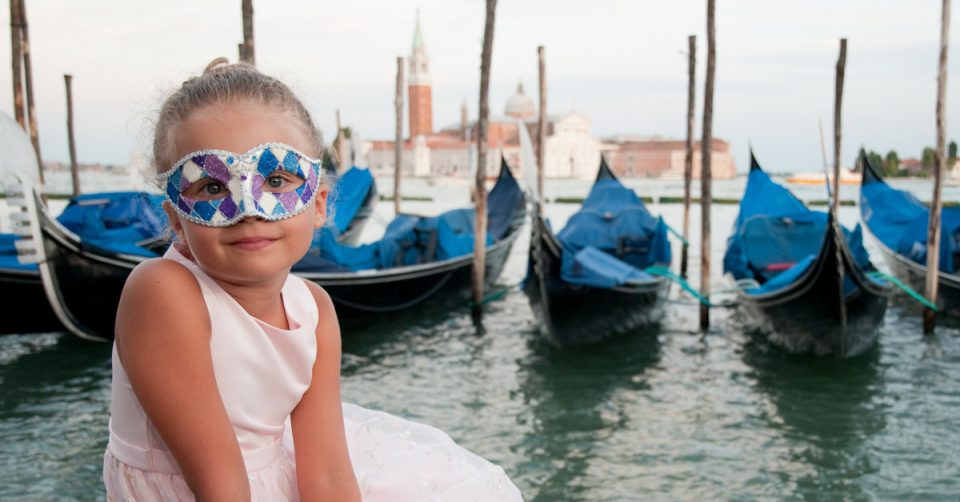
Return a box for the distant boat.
[724,151,891,357]
[16,160,522,341]
[859,149,960,315]
[786,170,862,185]
[524,158,671,346]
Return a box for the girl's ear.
[313,185,329,229]
[162,201,186,242]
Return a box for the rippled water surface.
[1,178,959,500]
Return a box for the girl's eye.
[184,179,229,200]
[264,171,304,192]
[203,182,225,195]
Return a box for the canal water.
[1,176,958,500]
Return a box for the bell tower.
[408,11,432,139]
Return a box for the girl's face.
[162,100,327,286]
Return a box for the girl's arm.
[115,259,249,500]
[291,281,361,501]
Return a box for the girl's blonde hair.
[152,57,324,171]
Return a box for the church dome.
[504,82,536,119]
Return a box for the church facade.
[362,17,736,180]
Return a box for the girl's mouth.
[229,236,277,251]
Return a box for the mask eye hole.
[183,178,229,201]
[263,170,305,193]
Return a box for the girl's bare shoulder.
[122,257,203,302]
[116,257,209,348]
[299,278,341,345]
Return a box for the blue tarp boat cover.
[293,164,521,273]
[555,178,670,288]
[0,192,167,271]
[861,178,960,274]
[488,167,525,241]
[58,192,167,257]
[328,166,374,236]
[725,166,874,294]
[0,169,381,270]
[0,233,33,271]
[294,208,495,273]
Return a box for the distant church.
[362,15,736,180]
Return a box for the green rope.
[470,287,511,308]
[645,265,711,307]
[867,270,938,311]
[663,223,690,247]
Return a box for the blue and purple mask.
[157,143,323,227]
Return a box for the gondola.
[724,152,891,357]
[17,159,524,341]
[293,158,524,324]
[859,150,960,315]
[1,191,166,335]
[524,158,671,346]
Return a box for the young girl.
[103,59,522,501]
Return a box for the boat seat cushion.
[561,245,653,289]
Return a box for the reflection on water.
[0,334,110,499]
[743,338,884,499]
[514,328,662,501]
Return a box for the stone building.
[362,16,736,180]
[603,136,737,179]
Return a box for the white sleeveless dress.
[103,247,523,501]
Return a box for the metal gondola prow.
[858,149,885,186]
[15,179,109,342]
[749,148,762,172]
[596,154,617,181]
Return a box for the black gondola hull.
[869,235,960,316]
[0,268,63,334]
[737,221,889,358]
[305,231,519,326]
[525,214,668,347]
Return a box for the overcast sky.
[0,0,958,172]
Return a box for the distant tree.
[884,150,900,176]
[950,140,958,168]
[922,146,937,176]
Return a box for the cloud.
[0,0,957,172]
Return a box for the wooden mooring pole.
[681,34,696,280]
[832,40,846,223]
[925,0,950,334]
[9,0,24,128]
[239,0,255,65]
[394,56,403,217]
[64,74,79,196]
[537,46,546,211]
[833,39,849,352]
[472,0,498,323]
[699,0,716,331]
[18,0,43,183]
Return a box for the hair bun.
[203,57,231,75]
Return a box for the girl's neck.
[175,243,290,329]
[214,276,290,330]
